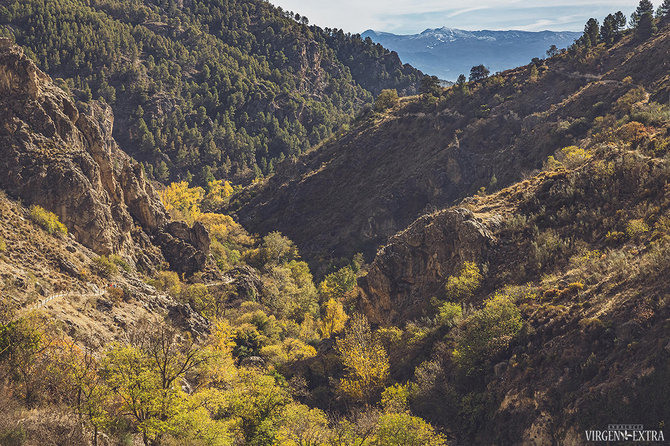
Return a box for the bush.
[626,219,650,238]
[148,271,181,292]
[437,302,462,328]
[106,286,125,302]
[374,89,399,112]
[453,294,522,374]
[92,256,118,278]
[444,262,482,301]
[560,146,591,168]
[615,86,647,113]
[109,254,130,272]
[29,205,67,236]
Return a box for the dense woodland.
[0,0,422,185]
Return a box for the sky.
[268,1,641,34]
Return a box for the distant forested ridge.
[0,0,422,184]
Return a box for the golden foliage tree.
[318,298,348,338]
[160,181,204,222]
[336,314,389,403]
[203,179,234,210]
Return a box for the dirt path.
[17,283,105,317]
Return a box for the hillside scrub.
[29,205,67,236]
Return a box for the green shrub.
[444,262,482,301]
[453,294,522,374]
[29,205,67,235]
[374,89,399,112]
[109,254,131,272]
[319,265,356,301]
[92,255,118,278]
[437,302,462,328]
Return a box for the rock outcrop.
[358,207,495,325]
[154,221,211,275]
[0,39,209,274]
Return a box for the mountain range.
[362,27,582,80]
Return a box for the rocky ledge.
[0,39,208,274]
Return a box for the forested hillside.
[0,0,422,185]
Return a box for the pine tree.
[584,18,600,46]
[469,65,490,82]
[546,44,559,57]
[615,11,628,31]
[658,0,670,18]
[637,10,657,39]
[632,0,655,27]
[600,14,617,45]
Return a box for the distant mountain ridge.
[362,27,581,80]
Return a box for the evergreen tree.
[637,10,657,39]
[584,18,600,46]
[615,11,628,31]
[600,14,617,45]
[0,0,424,187]
[632,0,655,27]
[546,45,559,57]
[658,0,670,18]
[469,65,490,82]
[420,75,441,96]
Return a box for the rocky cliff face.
[358,208,496,325]
[0,39,208,274]
[356,149,670,443]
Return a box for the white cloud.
[446,6,490,18]
[268,0,639,33]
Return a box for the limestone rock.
[0,41,210,275]
[358,207,494,325]
[153,222,211,275]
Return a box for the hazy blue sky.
[269,1,641,34]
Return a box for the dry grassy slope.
[233,25,670,271]
[0,178,206,348]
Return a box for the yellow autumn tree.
[444,261,482,301]
[160,181,204,222]
[336,313,389,403]
[196,213,254,247]
[276,403,333,445]
[318,299,348,338]
[203,179,234,210]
